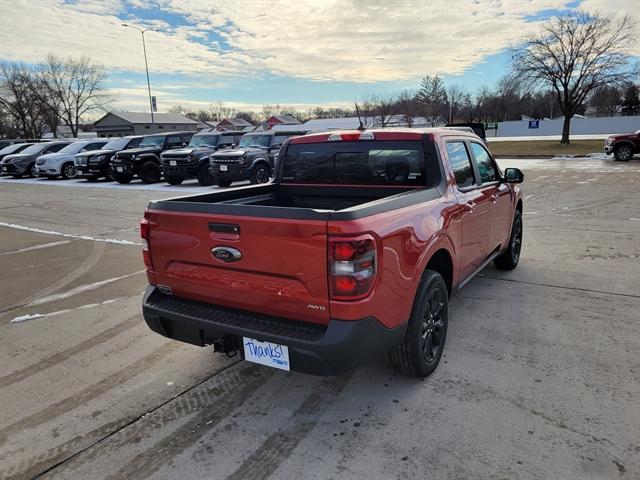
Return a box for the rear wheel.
[250,164,271,184]
[113,172,133,184]
[196,163,215,186]
[165,175,184,185]
[215,179,232,188]
[613,144,633,161]
[139,161,161,184]
[61,162,76,180]
[389,270,448,378]
[494,210,522,270]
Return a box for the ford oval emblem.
[211,246,242,263]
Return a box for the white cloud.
[1,0,638,85]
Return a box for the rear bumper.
[142,285,406,375]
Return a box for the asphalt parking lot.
[1,158,639,480]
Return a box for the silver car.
[35,139,109,179]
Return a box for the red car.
[604,129,640,161]
[140,128,524,378]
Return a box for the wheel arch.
[424,248,454,297]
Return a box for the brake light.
[140,217,153,270]
[327,132,375,142]
[329,235,377,300]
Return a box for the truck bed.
[149,183,441,221]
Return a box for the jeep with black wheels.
[160,131,242,186]
[110,132,194,184]
[75,135,143,181]
[209,130,307,187]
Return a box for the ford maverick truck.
[160,131,242,186]
[141,128,524,377]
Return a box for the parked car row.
[0,130,309,187]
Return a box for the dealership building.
[93,112,199,137]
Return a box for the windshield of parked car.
[21,143,52,154]
[139,135,165,148]
[239,135,270,148]
[282,141,429,186]
[189,135,219,147]
[103,137,129,150]
[0,143,32,155]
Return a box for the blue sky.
[1,0,638,113]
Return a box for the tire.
[613,144,633,161]
[28,163,37,178]
[250,164,271,184]
[494,209,523,270]
[389,270,448,378]
[215,179,232,188]
[196,163,215,186]
[139,161,162,184]
[165,175,184,185]
[113,172,133,184]
[61,162,77,180]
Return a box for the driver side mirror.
[504,167,524,183]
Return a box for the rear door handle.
[490,194,498,203]
[464,200,474,212]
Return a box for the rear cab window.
[281,141,430,186]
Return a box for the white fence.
[492,116,640,137]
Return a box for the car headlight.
[606,137,613,145]
[90,154,108,164]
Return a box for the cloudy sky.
[0,0,638,113]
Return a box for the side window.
[446,142,476,189]
[87,142,105,150]
[470,142,497,183]
[128,137,142,148]
[166,136,181,148]
[46,144,66,153]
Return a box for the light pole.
[122,23,157,132]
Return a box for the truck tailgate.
[146,209,330,325]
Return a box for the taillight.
[329,234,377,300]
[140,217,153,270]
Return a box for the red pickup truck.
[141,128,523,378]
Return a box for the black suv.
[160,131,242,186]
[75,135,143,181]
[209,131,306,187]
[110,132,195,184]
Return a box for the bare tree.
[39,54,113,137]
[395,90,420,127]
[589,85,623,116]
[209,101,238,122]
[512,12,635,144]
[446,84,466,123]
[621,84,640,116]
[0,62,49,138]
[417,75,448,126]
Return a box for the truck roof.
[289,128,480,144]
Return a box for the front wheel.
[613,144,633,161]
[196,163,215,186]
[494,210,522,270]
[165,175,184,185]
[28,163,37,178]
[250,164,271,184]
[139,161,162,184]
[389,270,448,378]
[61,162,77,180]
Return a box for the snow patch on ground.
[11,314,45,323]
[0,222,141,246]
